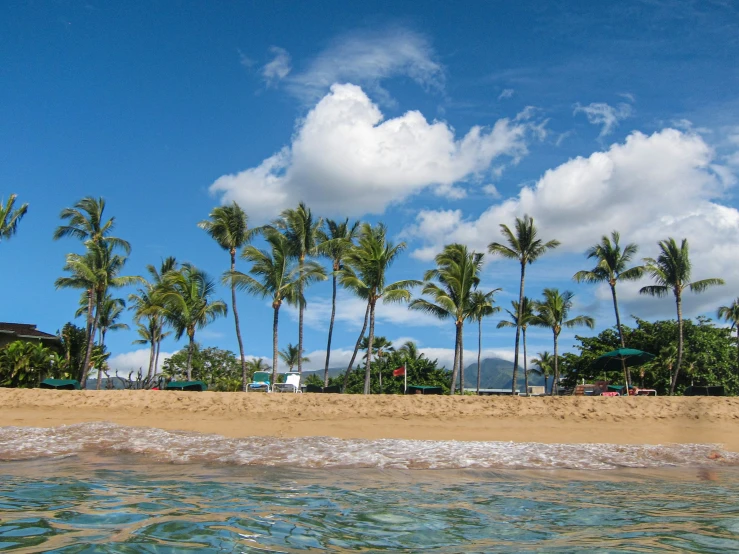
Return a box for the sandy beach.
[1,389,738,451]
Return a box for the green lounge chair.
[165,380,208,391]
[247,371,271,392]
[406,385,443,395]
[39,378,81,390]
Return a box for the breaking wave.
[0,422,736,470]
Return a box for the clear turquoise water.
[1,423,738,552]
[1,457,739,552]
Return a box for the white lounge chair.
[273,372,302,393]
[247,371,271,393]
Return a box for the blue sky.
[2,0,739,373]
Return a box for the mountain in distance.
[462,357,546,391]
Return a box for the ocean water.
[0,424,738,552]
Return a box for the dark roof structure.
[0,322,60,341]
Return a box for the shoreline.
[1,390,739,451]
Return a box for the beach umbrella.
[591,348,655,371]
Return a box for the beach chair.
[247,371,272,393]
[273,372,302,393]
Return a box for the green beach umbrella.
[591,348,655,371]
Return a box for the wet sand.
[1,389,738,450]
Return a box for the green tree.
[92,295,128,389]
[489,215,559,393]
[530,351,554,393]
[531,288,595,395]
[59,322,86,378]
[0,341,55,388]
[53,196,131,254]
[229,230,325,385]
[717,298,739,376]
[468,289,501,394]
[410,244,483,394]
[198,202,253,391]
[497,297,534,394]
[639,238,725,395]
[160,264,228,381]
[273,202,322,375]
[0,194,28,243]
[279,343,310,371]
[397,340,425,362]
[317,218,360,386]
[343,223,419,394]
[359,335,394,392]
[573,230,644,387]
[162,346,243,391]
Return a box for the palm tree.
[198,202,253,391]
[531,289,595,395]
[718,298,739,376]
[279,343,310,372]
[639,238,724,395]
[317,218,360,386]
[497,298,534,394]
[339,278,371,394]
[468,290,501,394]
[160,263,228,381]
[489,215,559,393]
[398,340,425,362]
[229,230,325,385]
[94,295,128,389]
[342,223,419,394]
[55,243,141,386]
[530,351,554,393]
[0,194,28,243]
[360,335,394,391]
[410,244,483,394]
[53,196,131,254]
[273,202,322,375]
[573,231,644,387]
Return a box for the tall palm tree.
[56,243,141,386]
[279,343,310,371]
[0,194,28,243]
[573,231,644,387]
[94,295,128,389]
[229,230,325,385]
[342,223,419,394]
[339,280,371,394]
[53,196,131,254]
[531,289,595,395]
[317,218,360,386]
[530,351,554,393]
[718,298,739,376]
[198,202,253,391]
[398,340,425,362]
[160,263,228,381]
[273,202,322,375]
[497,298,535,394]
[410,244,483,394]
[640,238,724,395]
[489,215,559,393]
[360,335,394,391]
[467,289,501,394]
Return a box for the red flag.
[393,366,405,377]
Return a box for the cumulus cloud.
[108,348,175,375]
[285,27,444,103]
[405,128,739,317]
[574,101,633,138]
[210,84,535,220]
[262,46,292,86]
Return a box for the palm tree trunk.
[147,339,155,381]
[343,302,370,393]
[154,331,162,378]
[298,257,305,375]
[363,300,376,395]
[523,326,528,395]
[186,332,195,381]
[610,283,631,390]
[476,319,482,395]
[230,250,247,392]
[96,329,107,390]
[552,330,559,396]
[324,269,338,387]
[544,374,548,394]
[459,324,465,393]
[80,292,100,388]
[512,262,526,393]
[450,322,461,394]
[272,304,280,387]
[670,293,684,396]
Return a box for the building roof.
[0,322,59,341]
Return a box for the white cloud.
[405,128,739,317]
[108,348,175,375]
[210,84,535,220]
[262,46,292,86]
[574,101,633,138]
[285,27,444,103]
[498,88,514,100]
